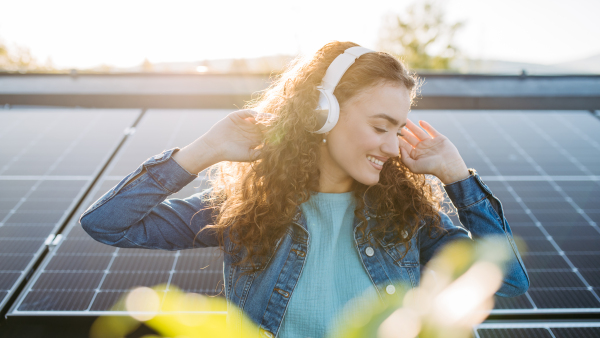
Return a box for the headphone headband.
[318,46,376,91]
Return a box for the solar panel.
[0,109,140,313]
[8,109,229,315]
[430,110,600,313]
[475,322,600,338]
[6,110,600,324]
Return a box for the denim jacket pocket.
[227,233,285,272]
[226,262,257,310]
[378,235,420,288]
[376,230,420,268]
[394,236,419,268]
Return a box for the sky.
[0,0,599,69]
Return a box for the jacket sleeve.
[418,168,530,297]
[79,147,220,251]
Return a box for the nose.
[381,132,400,158]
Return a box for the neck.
[317,147,355,193]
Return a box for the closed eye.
[374,126,405,137]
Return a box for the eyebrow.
[369,113,406,127]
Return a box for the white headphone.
[311,46,376,134]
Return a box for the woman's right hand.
[199,109,270,163]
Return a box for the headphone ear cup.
[312,88,340,134]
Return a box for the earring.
[323,138,327,143]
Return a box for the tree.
[256,57,273,75]
[141,58,154,72]
[376,0,464,70]
[0,38,54,72]
[229,58,249,74]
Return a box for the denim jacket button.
[260,328,274,338]
[365,247,374,257]
[386,285,396,295]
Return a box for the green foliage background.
[377,0,465,71]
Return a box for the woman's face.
[319,82,411,191]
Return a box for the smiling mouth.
[367,155,385,170]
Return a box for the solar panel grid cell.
[0,239,46,254]
[44,254,112,271]
[0,223,52,238]
[492,294,533,309]
[580,271,600,287]
[89,291,129,311]
[33,271,104,290]
[170,270,224,295]
[0,254,34,271]
[522,254,571,269]
[510,226,545,237]
[55,238,117,254]
[0,274,21,290]
[18,290,95,311]
[567,254,600,269]
[529,271,586,288]
[544,224,600,237]
[529,289,600,308]
[101,271,171,290]
[478,328,553,338]
[110,254,176,271]
[477,323,600,337]
[552,327,600,338]
[176,249,223,271]
[4,212,64,224]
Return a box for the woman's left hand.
[398,119,470,185]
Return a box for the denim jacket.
[80,148,529,338]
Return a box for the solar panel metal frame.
[0,109,141,313]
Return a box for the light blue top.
[277,191,381,338]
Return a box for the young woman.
[80,41,529,338]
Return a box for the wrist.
[196,136,224,163]
[172,137,222,175]
[438,161,470,185]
